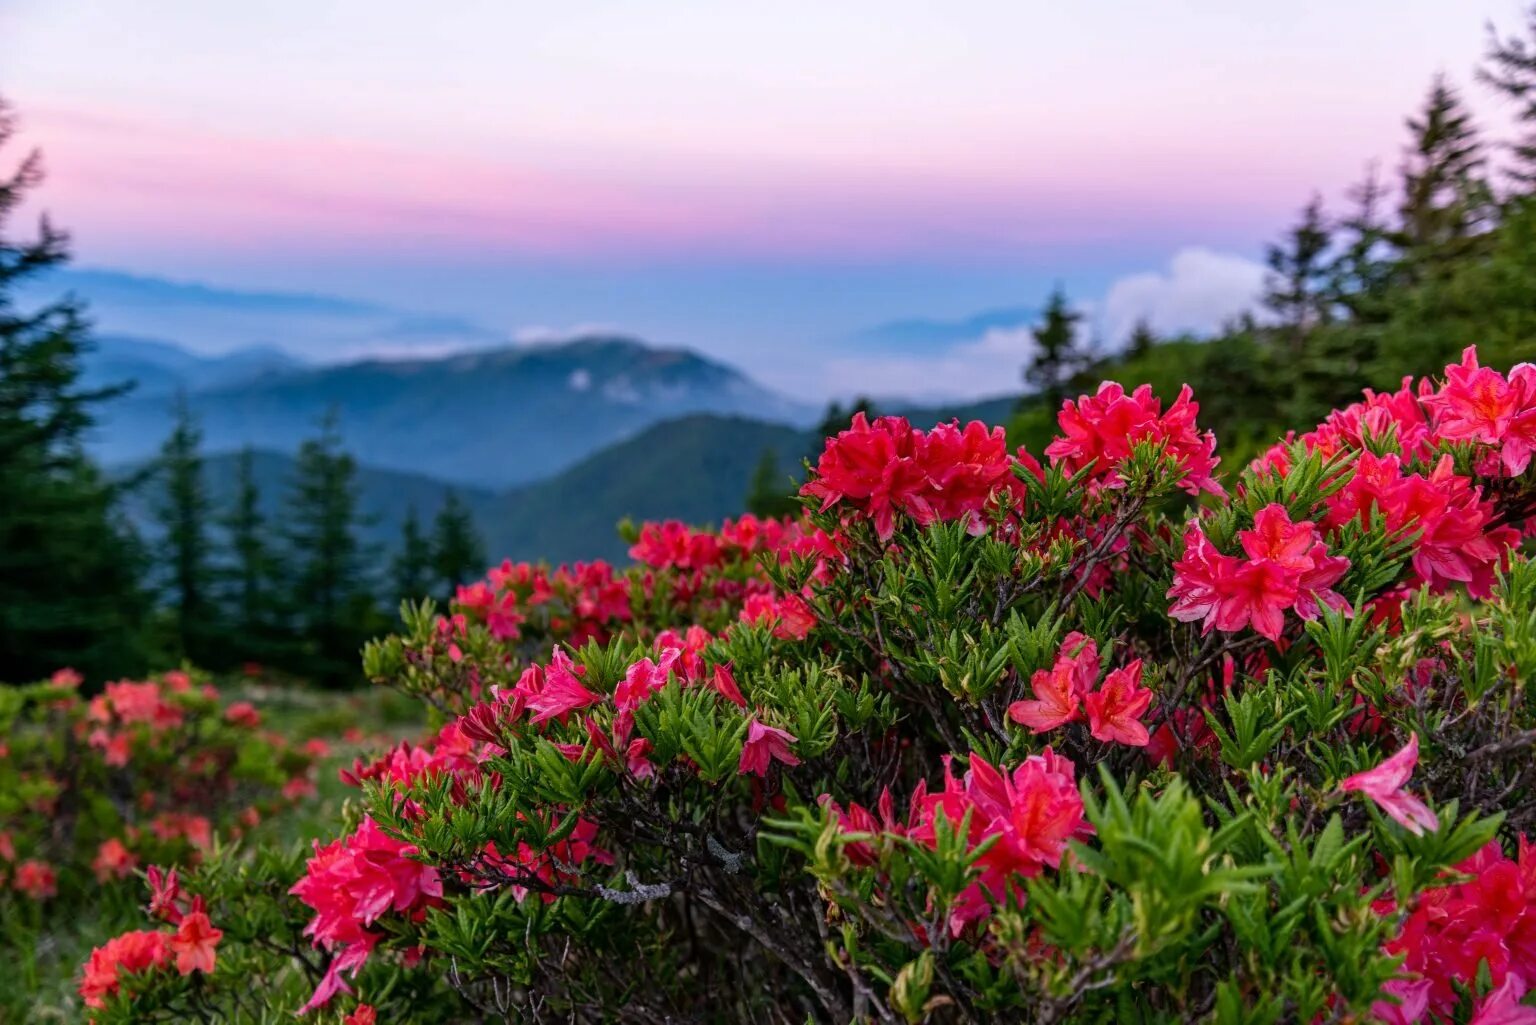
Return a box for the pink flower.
[79,930,171,1008]
[171,909,222,975]
[1371,977,1432,1025]
[738,719,800,777]
[13,859,55,900]
[1046,382,1224,497]
[526,651,603,726]
[1340,734,1439,836]
[345,1005,378,1025]
[1084,660,1152,746]
[613,650,680,711]
[93,838,138,883]
[1008,632,1098,732]
[1427,346,1536,476]
[1470,977,1536,1025]
[708,663,747,708]
[224,701,262,728]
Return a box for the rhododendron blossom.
[1339,733,1439,836]
[1084,660,1152,746]
[170,908,222,975]
[738,719,800,777]
[1008,632,1099,732]
[80,930,171,1009]
[1046,381,1224,497]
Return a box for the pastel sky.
[0,1,1523,397]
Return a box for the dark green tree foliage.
[154,394,217,663]
[218,446,283,662]
[1479,4,1536,187]
[743,447,800,519]
[430,490,486,602]
[0,99,146,683]
[1395,76,1492,278]
[1263,195,1335,346]
[390,505,433,603]
[1022,285,1086,410]
[283,411,377,685]
[1124,318,1158,360]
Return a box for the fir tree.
[744,448,799,519]
[283,411,376,684]
[1023,285,1086,410]
[1329,164,1397,324]
[219,447,279,659]
[1263,195,1335,346]
[391,506,434,603]
[430,490,486,602]
[1124,319,1158,360]
[1396,76,1492,275]
[1478,5,1536,188]
[154,393,216,663]
[0,96,147,683]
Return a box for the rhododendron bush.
[65,348,1536,1023]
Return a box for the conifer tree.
[391,505,434,603]
[154,393,216,663]
[1479,5,1536,189]
[1023,285,1086,410]
[744,448,799,519]
[1263,195,1335,346]
[1329,164,1397,324]
[283,411,375,684]
[219,447,279,659]
[430,490,486,602]
[1124,319,1158,360]
[1396,76,1492,275]
[0,96,147,683]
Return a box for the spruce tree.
[1396,76,1492,276]
[1124,319,1158,360]
[219,447,279,660]
[744,448,799,519]
[430,490,486,601]
[391,505,434,602]
[1263,195,1334,346]
[283,411,375,684]
[1329,164,1397,324]
[1479,5,1536,189]
[154,393,216,663]
[0,96,147,683]
[1023,286,1086,410]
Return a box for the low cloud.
[1099,247,1265,346]
[820,325,1036,402]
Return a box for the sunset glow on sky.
[0,0,1522,395]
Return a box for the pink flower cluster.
[822,750,1091,934]
[801,414,1014,541]
[1007,632,1153,746]
[80,872,223,1010]
[290,817,444,1012]
[1168,504,1350,641]
[457,558,633,646]
[1377,838,1536,1022]
[1046,382,1224,497]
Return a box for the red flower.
[80,930,171,1008]
[1084,660,1152,746]
[1008,632,1098,732]
[526,651,603,726]
[1046,382,1224,497]
[344,1005,379,1025]
[93,838,138,883]
[738,719,800,777]
[170,909,222,975]
[13,858,56,900]
[1339,733,1439,836]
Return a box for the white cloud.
[1099,247,1265,347]
[513,323,623,345]
[821,325,1037,401]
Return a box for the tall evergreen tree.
[1396,76,1492,275]
[1022,286,1086,410]
[219,447,279,659]
[391,505,434,603]
[284,411,375,684]
[0,96,147,683]
[430,490,486,601]
[1263,195,1335,346]
[1479,5,1536,188]
[744,448,799,519]
[154,394,216,662]
[1329,164,1397,324]
[1124,319,1158,360]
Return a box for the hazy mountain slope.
[484,414,807,563]
[94,336,815,488]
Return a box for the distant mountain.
[848,306,1036,353]
[96,336,817,489]
[85,335,308,398]
[26,267,510,362]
